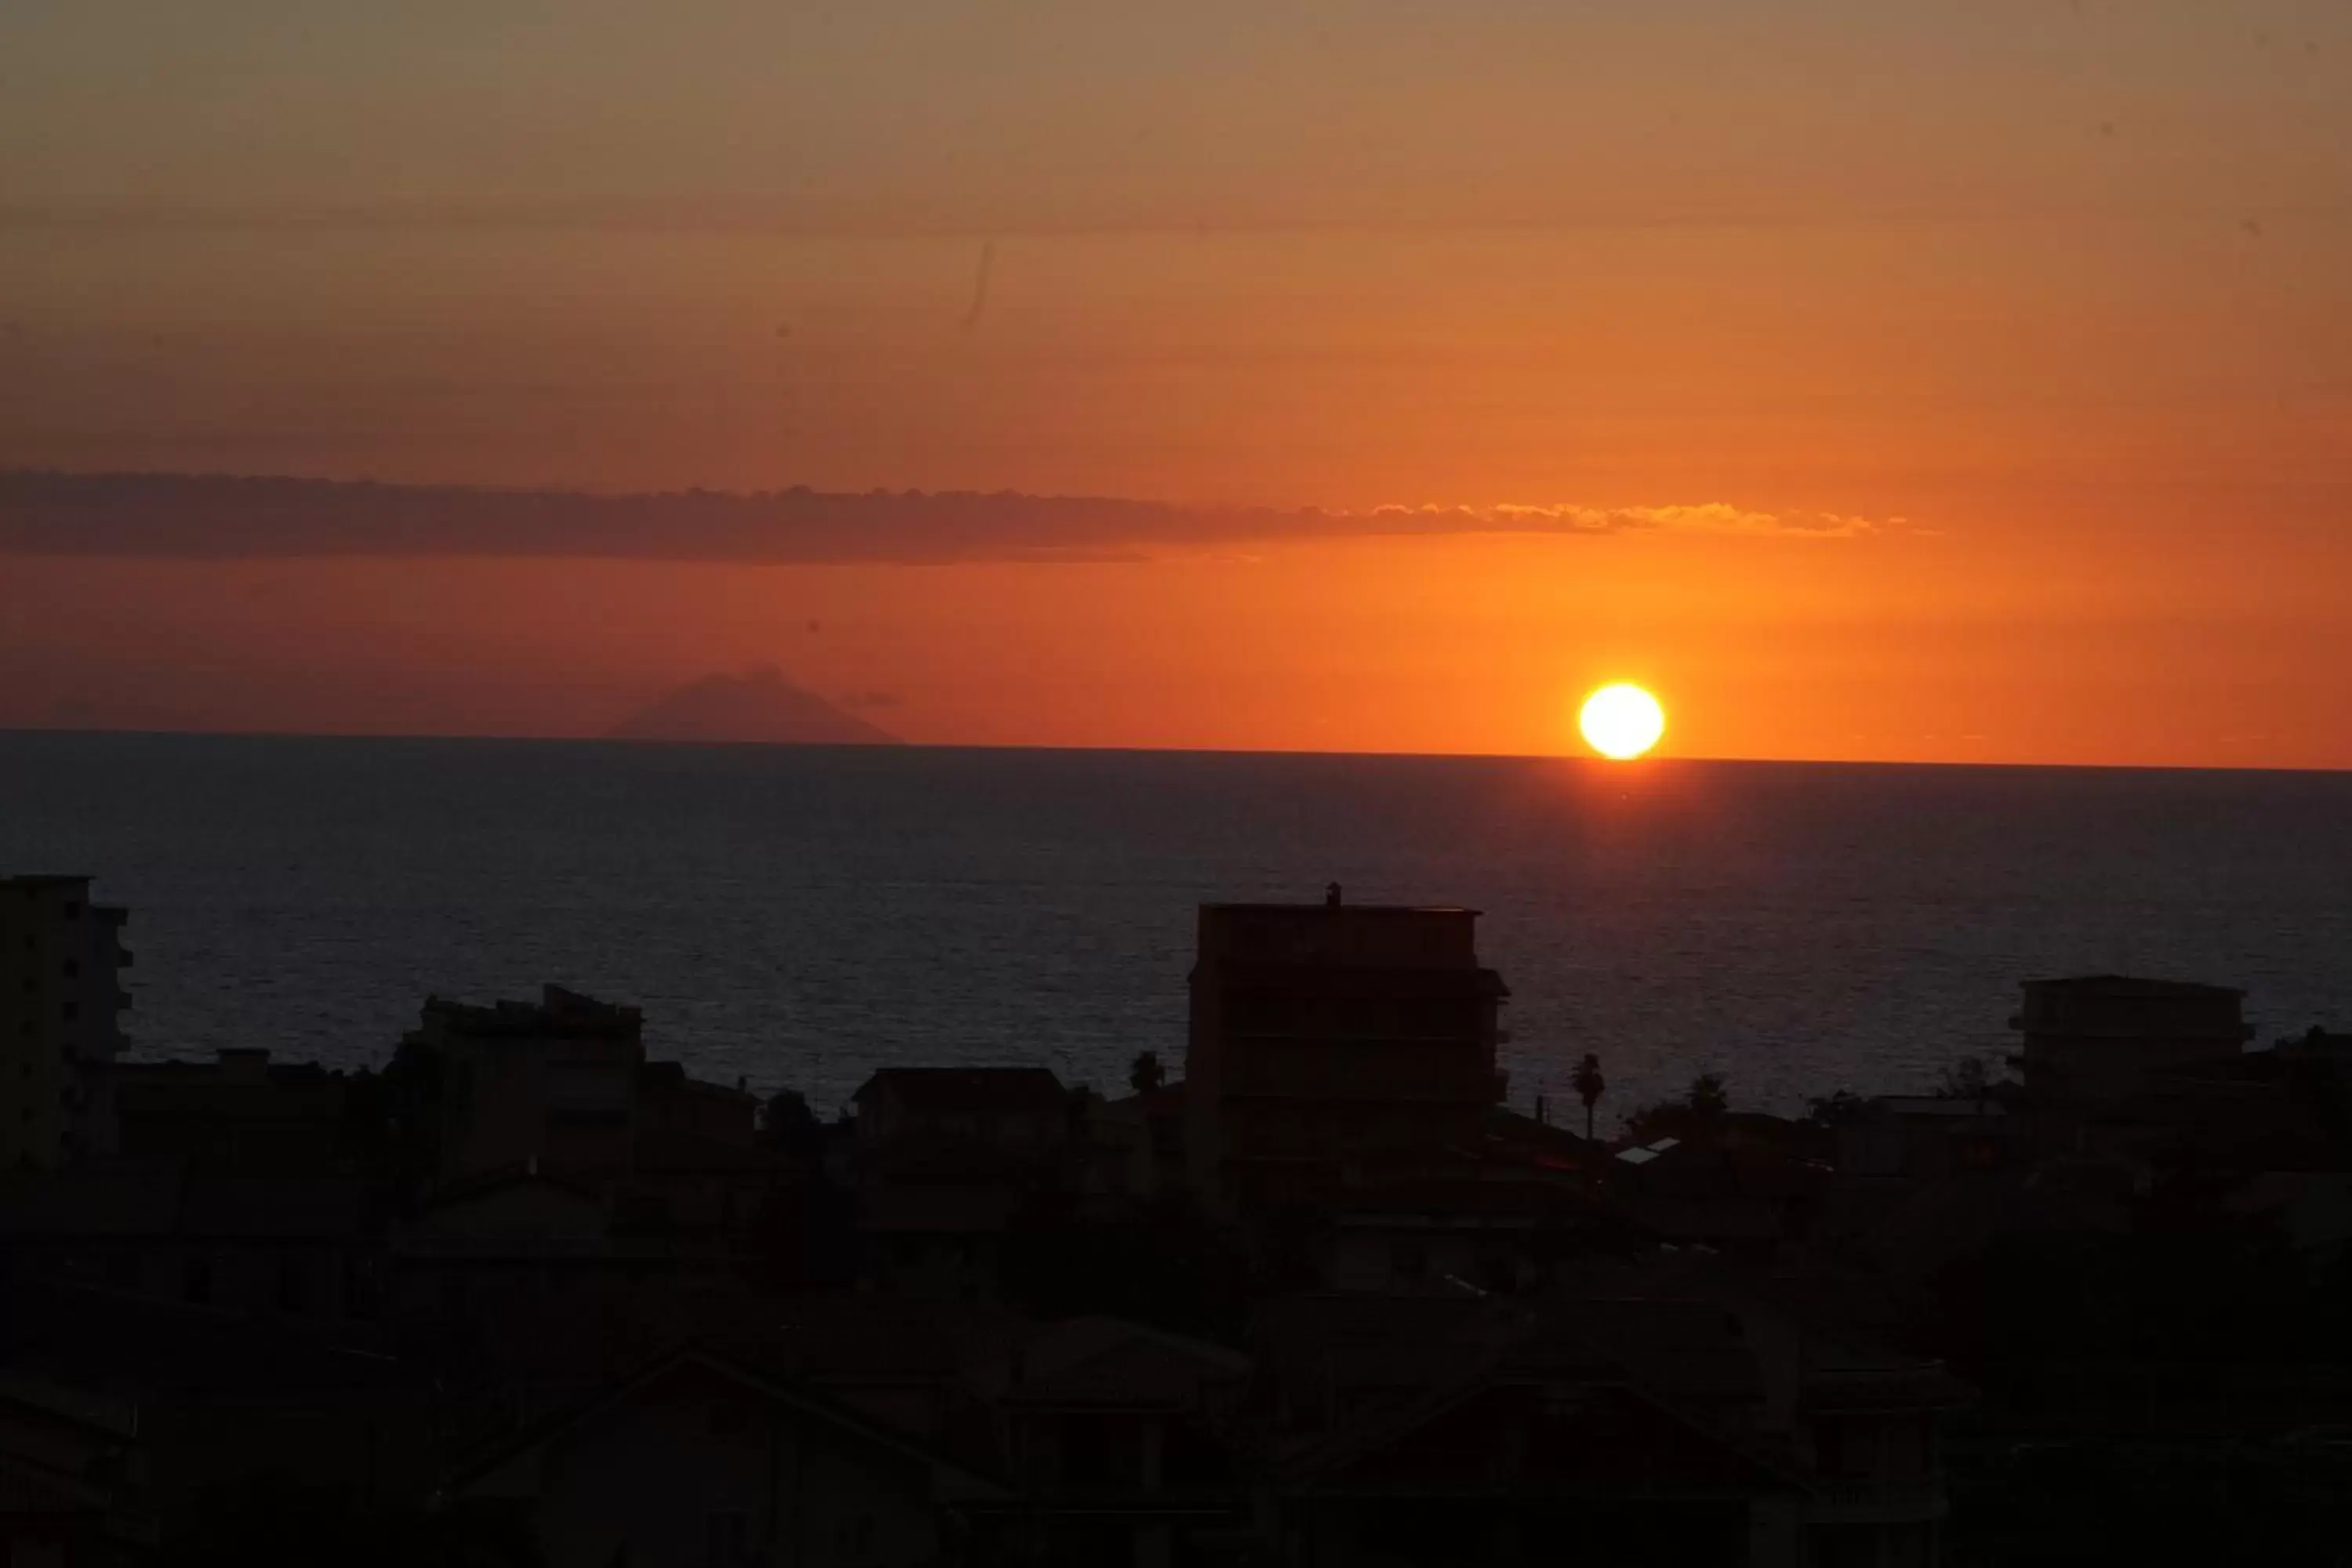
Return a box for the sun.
[1578,683,1666,760]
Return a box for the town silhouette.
[6,872,2350,1565]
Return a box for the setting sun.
[1579,684,1666,760]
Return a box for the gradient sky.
[4,1,2350,764]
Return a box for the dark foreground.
[5,877,2351,1566]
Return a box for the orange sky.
[4,2,2349,767]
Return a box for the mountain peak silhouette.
[611,666,901,746]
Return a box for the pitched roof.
[982,1318,1250,1409]
[450,1344,1009,1498]
[0,1281,419,1396]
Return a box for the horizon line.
[4,726,2345,780]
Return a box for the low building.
[1836,1097,2017,1186]
[450,1345,1006,1568]
[851,1068,1070,1156]
[1,875,132,1169]
[1610,1115,1834,1260]
[1085,1082,1189,1203]
[1255,1292,1811,1566]
[0,1163,381,1327]
[111,1048,352,1171]
[403,987,645,1181]
[846,1069,1076,1301]
[960,1317,1254,1566]
[0,1280,437,1544]
[2008,975,2250,1110]
[637,1061,760,1147]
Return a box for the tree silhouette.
[1129,1049,1167,1095]
[1935,1056,1993,1100]
[1688,1073,1729,1118]
[1570,1052,1606,1140]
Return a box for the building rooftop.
[1870,1096,2010,1118]
[2020,975,2245,1000]
[416,984,642,1039]
[1202,902,1479,916]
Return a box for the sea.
[3,730,2349,1128]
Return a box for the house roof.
[638,1061,760,1103]
[1870,1096,2011,1119]
[449,1344,1010,1500]
[0,1281,420,1396]
[1202,900,1478,915]
[1272,1315,1805,1496]
[414,985,642,1040]
[978,1317,1250,1410]
[424,1163,608,1211]
[853,1067,1068,1116]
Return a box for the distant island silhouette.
[610,667,901,746]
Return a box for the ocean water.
[3,730,2349,1127]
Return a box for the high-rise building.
[0,875,132,1168]
[1184,887,1508,1212]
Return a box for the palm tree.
[1687,1072,1729,1118]
[1570,1052,1606,1141]
[1129,1049,1167,1095]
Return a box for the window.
[61,960,80,978]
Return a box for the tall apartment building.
[1,875,132,1168]
[1185,888,1508,1212]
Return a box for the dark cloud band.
[0,470,1884,564]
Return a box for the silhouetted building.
[403,986,645,1180]
[1,875,131,1169]
[2008,975,2250,1108]
[112,1047,351,1171]
[1184,893,1508,1213]
[0,1280,436,1543]
[637,1060,759,1147]
[960,1316,1252,1564]
[847,1069,1074,1301]
[1837,1097,2017,1185]
[1087,1081,1189,1201]
[1609,1115,1835,1260]
[451,1343,1006,1568]
[851,1067,1070,1155]
[0,1162,381,1326]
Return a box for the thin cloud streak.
[0,471,1898,564]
